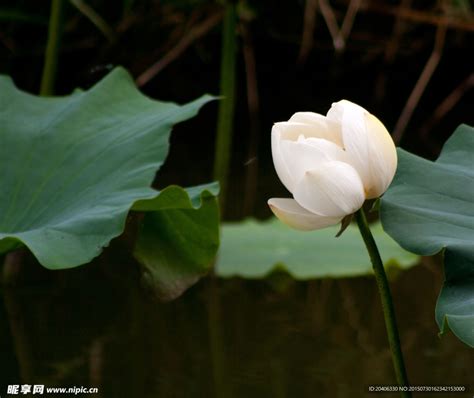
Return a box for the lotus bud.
[268,100,397,231]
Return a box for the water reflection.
[0,250,472,398]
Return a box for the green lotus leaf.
[216,218,417,279]
[133,183,219,301]
[381,124,474,347]
[0,67,213,269]
[133,182,220,211]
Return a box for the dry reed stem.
[339,0,361,45]
[375,0,413,102]
[419,73,474,140]
[136,11,223,87]
[298,0,318,63]
[70,0,117,43]
[360,1,474,31]
[392,23,447,143]
[319,0,343,50]
[318,0,362,52]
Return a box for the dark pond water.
[0,251,472,398]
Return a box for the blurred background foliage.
[0,0,473,219]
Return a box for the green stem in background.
[213,1,237,209]
[207,277,229,398]
[40,0,64,96]
[355,208,411,398]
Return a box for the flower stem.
[355,208,411,398]
[213,1,237,209]
[40,0,64,96]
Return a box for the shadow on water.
[0,248,472,398]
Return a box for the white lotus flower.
[268,100,397,231]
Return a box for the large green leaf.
[132,182,220,211]
[216,218,417,279]
[381,124,474,347]
[0,68,213,269]
[133,183,220,301]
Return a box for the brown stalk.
[419,73,474,140]
[375,0,412,102]
[136,11,224,87]
[318,0,362,53]
[319,0,344,51]
[70,0,117,43]
[339,0,361,45]
[384,0,413,64]
[392,23,447,143]
[298,0,318,64]
[89,338,104,397]
[359,2,474,32]
[3,251,35,382]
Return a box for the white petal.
[280,138,350,185]
[339,102,372,191]
[289,111,326,124]
[272,121,343,193]
[288,112,343,146]
[271,123,297,192]
[293,161,365,217]
[330,101,397,198]
[268,198,342,231]
[364,113,398,198]
[326,99,367,124]
[279,117,343,147]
